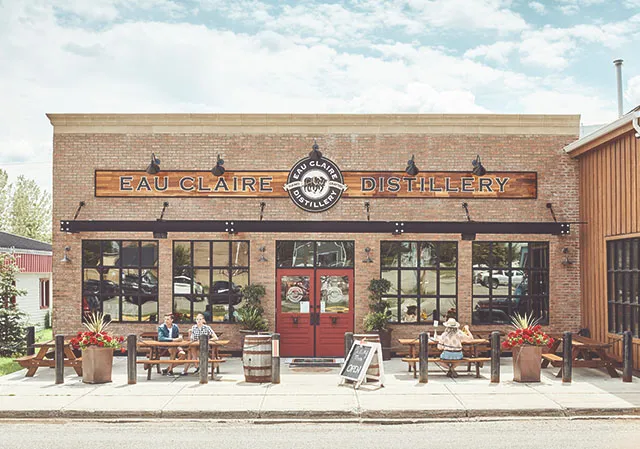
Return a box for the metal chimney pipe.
[614,59,624,118]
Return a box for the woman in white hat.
[436,318,474,360]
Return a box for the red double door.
[276,269,354,357]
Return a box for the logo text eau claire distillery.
[118,174,513,194]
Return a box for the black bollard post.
[26,326,35,356]
[127,334,137,385]
[623,331,633,383]
[419,332,428,383]
[344,332,354,359]
[55,335,64,384]
[562,332,572,383]
[199,334,209,384]
[272,333,280,384]
[491,331,501,383]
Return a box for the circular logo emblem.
[326,286,344,304]
[283,157,347,213]
[286,286,304,303]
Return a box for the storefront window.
[607,238,640,337]
[276,241,354,268]
[172,241,249,324]
[472,242,549,325]
[380,241,458,324]
[82,240,159,323]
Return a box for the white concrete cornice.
[46,113,580,135]
[0,248,52,256]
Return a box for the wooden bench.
[14,354,82,369]
[541,353,563,367]
[401,357,491,378]
[136,358,226,380]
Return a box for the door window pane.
[280,276,310,313]
[400,242,418,267]
[320,275,349,313]
[380,242,400,267]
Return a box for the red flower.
[120,347,126,353]
[98,341,104,347]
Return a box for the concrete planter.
[82,347,114,384]
[512,345,542,382]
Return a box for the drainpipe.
[614,59,624,118]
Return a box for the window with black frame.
[276,241,354,268]
[172,241,249,324]
[82,240,159,323]
[607,238,640,337]
[472,242,549,325]
[380,241,458,324]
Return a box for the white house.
[0,232,52,329]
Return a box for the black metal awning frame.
[60,220,570,236]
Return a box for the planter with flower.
[70,313,125,384]
[502,313,554,382]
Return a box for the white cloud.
[529,1,546,14]
[624,0,640,7]
[464,42,518,65]
[0,0,634,194]
[555,0,607,15]
[627,75,640,108]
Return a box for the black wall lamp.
[146,153,161,174]
[363,247,374,263]
[73,201,85,220]
[462,202,472,222]
[212,154,225,177]
[472,155,486,176]
[158,201,169,221]
[364,202,370,221]
[60,246,71,263]
[259,202,266,221]
[405,155,419,176]
[309,140,322,161]
[562,247,574,265]
[258,246,268,262]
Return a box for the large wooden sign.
[95,170,536,199]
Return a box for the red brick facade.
[50,114,581,353]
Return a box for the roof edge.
[564,110,640,155]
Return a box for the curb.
[2,408,640,421]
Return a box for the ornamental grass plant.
[501,312,554,350]
[70,312,125,351]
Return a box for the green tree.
[0,253,28,357]
[0,169,10,232]
[9,176,51,243]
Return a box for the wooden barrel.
[354,334,380,378]
[242,335,272,383]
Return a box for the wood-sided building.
[565,107,640,369]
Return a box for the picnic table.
[137,339,229,380]
[14,339,83,377]
[541,335,619,378]
[398,337,490,378]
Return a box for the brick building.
[49,114,580,356]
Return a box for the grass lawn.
[0,328,53,376]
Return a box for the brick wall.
[52,124,580,352]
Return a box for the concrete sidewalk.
[0,357,639,420]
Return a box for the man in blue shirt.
[158,314,186,375]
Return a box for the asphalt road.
[1,419,639,449]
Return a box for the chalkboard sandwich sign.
[339,340,384,389]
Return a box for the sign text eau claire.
[94,170,536,199]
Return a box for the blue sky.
[1,0,639,193]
